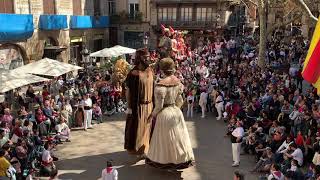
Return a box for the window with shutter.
[73,0,82,15]
[43,0,56,14]
[0,0,14,13]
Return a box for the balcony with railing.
[110,11,143,24]
[151,0,233,3]
[158,20,219,29]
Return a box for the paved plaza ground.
[54,113,260,180]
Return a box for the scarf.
[106,167,113,173]
[273,171,282,179]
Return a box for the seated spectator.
[41,142,56,176]
[0,148,11,179]
[35,107,47,124]
[1,108,13,129]
[93,103,103,124]
[15,139,28,173]
[22,120,33,136]
[267,163,284,180]
[275,136,293,163]
[0,129,9,148]
[251,147,274,173]
[11,120,23,144]
[286,159,304,179]
[55,116,71,142]
[233,171,244,180]
[283,143,304,167]
[312,146,320,166]
[43,100,57,132]
[18,106,28,120]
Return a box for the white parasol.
[12,58,83,77]
[90,45,136,57]
[0,69,49,93]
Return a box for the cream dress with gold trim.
[146,76,194,169]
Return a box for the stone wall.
[56,0,73,15]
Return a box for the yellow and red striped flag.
[302,16,320,94]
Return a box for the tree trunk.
[257,0,267,69]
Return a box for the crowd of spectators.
[0,69,123,179]
[157,29,320,179]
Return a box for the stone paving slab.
[54,113,259,180]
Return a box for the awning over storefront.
[93,16,109,28]
[39,15,68,30]
[0,14,34,42]
[70,16,92,29]
[70,16,109,29]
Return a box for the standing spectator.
[231,120,244,167]
[101,161,118,180]
[81,94,93,130]
[215,91,224,121]
[199,90,208,118]
[187,92,194,118]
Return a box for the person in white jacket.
[276,136,293,154]
[101,161,118,180]
[215,91,224,120]
[199,90,208,118]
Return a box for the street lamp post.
[143,33,149,48]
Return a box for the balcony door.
[157,7,177,22]
[180,7,193,22]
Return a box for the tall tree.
[257,0,267,69]
[254,0,318,69]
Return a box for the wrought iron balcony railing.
[159,20,219,29]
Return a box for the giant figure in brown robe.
[124,48,153,155]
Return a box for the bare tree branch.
[291,0,318,23]
[266,11,302,37]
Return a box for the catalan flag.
[302,16,320,94]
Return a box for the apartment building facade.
[106,0,151,49]
[0,0,110,69]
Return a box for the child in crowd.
[93,103,103,124]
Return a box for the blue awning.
[39,15,68,30]
[93,16,109,28]
[70,16,92,29]
[0,14,34,42]
[70,16,109,29]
